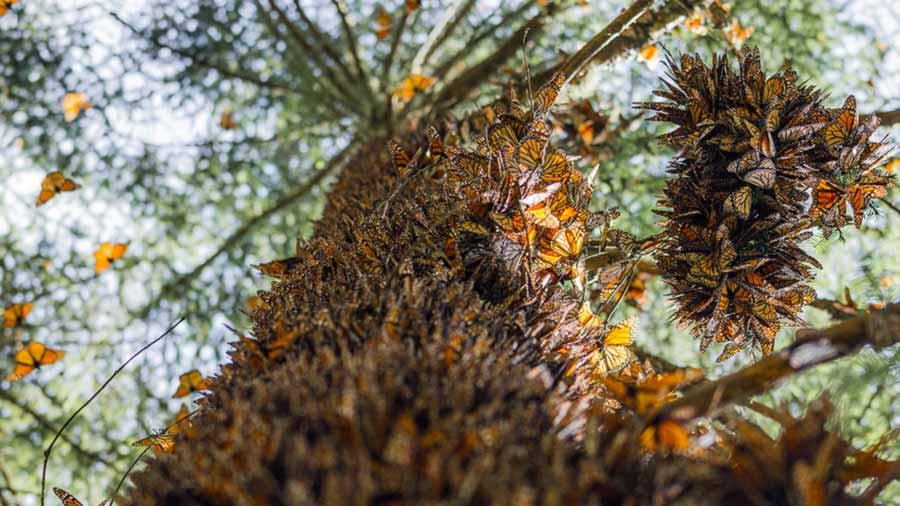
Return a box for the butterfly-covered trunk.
[119,61,899,503]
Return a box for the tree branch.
[262,0,362,116]
[873,108,900,127]
[329,0,373,101]
[132,141,359,320]
[431,7,554,114]
[110,12,302,96]
[533,0,707,88]
[410,0,478,74]
[651,303,900,424]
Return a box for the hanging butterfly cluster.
[638,48,895,361]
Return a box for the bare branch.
[410,0,478,74]
[110,12,302,95]
[651,303,900,424]
[330,0,373,98]
[873,108,900,127]
[431,7,554,113]
[132,141,360,320]
[262,0,363,116]
[534,0,707,88]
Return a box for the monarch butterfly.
[52,487,109,506]
[516,137,544,174]
[848,181,889,228]
[133,432,175,456]
[36,172,82,207]
[404,0,419,12]
[809,179,845,227]
[538,225,584,264]
[173,369,211,398]
[255,256,302,280]
[640,420,690,451]
[387,140,419,177]
[7,342,65,381]
[742,167,775,189]
[591,316,637,376]
[220,111,237,130]
[3,302,32,328]
[265,324,300,360]
[0,0,19,17]
[532,72,565,117]
[169,405,198,438]
[540,150,572,182]
[62,92,91,122]
[577,301,603,328]
[425,126,445,162]
[824,95,858,152]
[723,185,752,219]
[393,74,436,101]
[93,242,128,274]
[374,6,392,40]
[488,116,527,149]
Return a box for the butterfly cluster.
[638,48,895,360]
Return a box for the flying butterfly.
[133,432,175,456]
[7,342,65,381]
[0,0,19,17]
[220,111,237,130]
[53,487,109,506]
[36,172,82,207]
[824,95,858,153]
[374,6,392,40]
[172,369,211,398]
[94,242,128,274]
[3,302,32,328]
[63,92,91,122]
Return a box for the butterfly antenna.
[522,28,534,111]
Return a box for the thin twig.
[108,446,151,505]
[39,317,186,506]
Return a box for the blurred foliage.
[0,0,897,503]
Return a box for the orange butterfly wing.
[133,433,175,456]
[173,369,210,398]
[3,302,32,327]
[53,487,84,506]
[94,242,129,274]
[36,172,81,207]
[824,95,857,150]
[7,342,65,381]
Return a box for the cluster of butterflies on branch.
[637,48,896,360]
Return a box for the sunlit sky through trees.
[1,0,899,504]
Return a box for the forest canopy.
[1,0,899,505]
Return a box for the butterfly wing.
[824,95,857,151]
[53,487,85,506]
